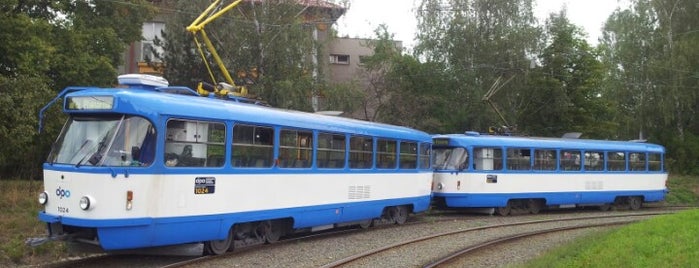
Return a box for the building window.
[329,54,350,65]
[142,22,165,62]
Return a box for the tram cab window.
[648,153,662,171]
[279,129,312,168]
[349,136,373,169]
[48,115,156,167]
[629,152,646,171]
[560,150,581,171]
[317,133,346,169]
[432,147,468,170]
[232,124,274,168]
[474,147,502,171]
[165,119,225,167]
[399,142,418,169]
[607,151,626,171]
[377,139,397,169]
[418,143,431,169]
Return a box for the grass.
[664,175,699,205]
[0,180,68,266]
[519,209,699,268]
[519,174,699,268]
[0,174,697,266]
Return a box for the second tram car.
[36,75,433,254]
[431,132,667,215]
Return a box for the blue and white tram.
[36,75,433,254]
[431,132,668,215]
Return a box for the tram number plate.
[194,177,215,194]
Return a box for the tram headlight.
[79,196,92,210]
[38,191,48,205]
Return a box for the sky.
[335,0,629,50]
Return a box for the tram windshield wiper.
[73,140,95,168]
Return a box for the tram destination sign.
[65,96,114,110]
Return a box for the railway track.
[40,207,690,267]
[319,211,672,268]
[422,221,633,267]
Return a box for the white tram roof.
[433,133,665,153]
[65,87,431,142]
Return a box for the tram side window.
[165,119,225,167]
[607,151,626,171]
[318,133,346,169]
[377,139,397,169]
[584,151,604,171]
[534,149,557,171]
[232,124,274,168]
[507,148,531,170]
[279,129,312,168]
[474,147,502,171]
[648,153,662,171]
[399,142,417,169]
[418,143,431,169]
[350,136,373,169]
[560,150,581,171]
[629,152,646,171]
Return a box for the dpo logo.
[56,187,71,199]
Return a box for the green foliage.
[413,0,542,133]
[599,0,699,173]
[521,209,699,267]
[0,0,154,179]
[665,175,699,205]
[519,11,615,138]
[0,76,55,179]
[321,81,366,114]
[160,0,324,108]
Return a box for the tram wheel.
[263,220,283,244]
[495,205,511,216]
[392,206,409,225]
[628,197,643,210]
[203,227,234,255]
[527,199,542,214]
[598,204,611,211]
[358,219,373,229]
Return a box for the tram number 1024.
[195,187,212,194]
[194,177,216,194]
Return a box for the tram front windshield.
[48,115,155,166]
[432,147,468,170]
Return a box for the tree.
[414,0,541,133]
[600,0,699,173]
[0,0,154,179]
[519,10,615,138]
[158,0,341,111]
